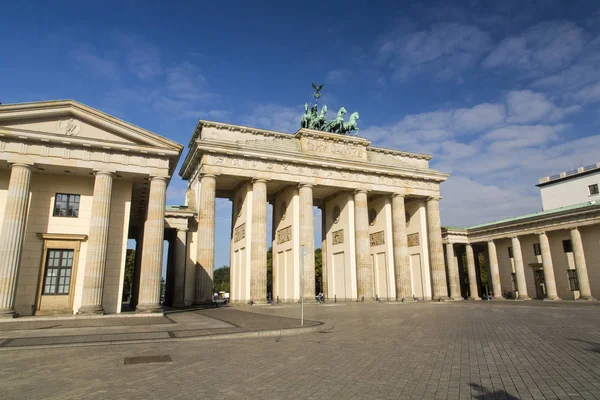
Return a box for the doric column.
[354,189,374,300]
[78,171,114,314]
[299,184,315,300]
[0,164,32,318]
[538,232,560,300]
[391,194,411,300]
[487,240,503,300]
[194,174,216,304]
[426,197,448,300]
[511,236,531,300]
[173,228,188,307]
[136,176,168,313]
[250,178,267,302]
[570,228,594,300]
[465,244,480,300]
[320,205,328,299]
[445,243,461,300]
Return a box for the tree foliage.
[213,266,230,292]
[122,249,135,302]
[315,248,322,293]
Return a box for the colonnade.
[445,229,594,301]
[190,173,449,303]
[0,162,169,317]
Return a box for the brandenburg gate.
[172,107,450,304]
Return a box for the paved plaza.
[1,301,600,399]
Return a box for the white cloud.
[326,69,352,84]
[118,34,163,81]
[483,21,585,74]
[240,104,300,133]
[71,50,119,80]
[505,90,580,123]
[377,22,491,80]
[166,61,210,101]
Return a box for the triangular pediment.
[0,100,182,153]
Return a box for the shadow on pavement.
[470,383,519,400]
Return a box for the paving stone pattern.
[1,301,600,399]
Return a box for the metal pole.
[301,245,305,326]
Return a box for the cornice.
[180,140,448,182]
[367,146,432,161]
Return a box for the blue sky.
[2,1,600,269]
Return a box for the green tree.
[122,249,135,302]
[267,247,273,296]
[213,266,230,292]
[315,248,322,294]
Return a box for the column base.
[468,297,481,301]
[77,305,104,315]
[578,296,596,301]
[136,303,163,313]
[543,296,561,301]
[449,296,464,301]
[433,296,450,302]
[516,295,531,300]
[0,308,17,319]
[490,296,505,300]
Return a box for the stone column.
[136,176,168,313]
[445,243,461,300]
[78,171,114,314]
[250,179,267,302]
[195,174,216,304]
[511,236,531,300]
[391,194,411,300]
[173,228,188,307]
[538,232,560,300]
[487,240,503,300]
[354,190,374,300]
[0,164,32,318]
[570,228,594,300]
[465,244,480,300]
[426,197,448,300]
[299,184,315,300]
[320,205,328,299]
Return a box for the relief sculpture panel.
[234,223,245,243]
[277,225,292,244]
[332,229,344,245]
[407,233,419,247]
[369,231,385,247]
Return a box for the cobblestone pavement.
[1,301,600,399]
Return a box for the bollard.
[361,296,364,303]
[334,294,337,303]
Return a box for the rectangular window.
[53,193,80,217]
[590,184,599,195]
[567,269,579,291]
[43,249,74,295]
[508,246,513,258]
[563,240,573,253]
[533,243,541,256]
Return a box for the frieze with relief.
[206,154,440,193]
[303,138,364,159]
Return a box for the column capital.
[569,226,580,232]
[392,193,406,198]
[536,231,547,236]
[9,162,34,170]
[355,189,368,195]
[252,177,268,184]
[510,235,519,240]
[427,196,441,201]
[93,170,115,177]
[176,227,189,233]
[299,182,314,188]
[150,175,169,182]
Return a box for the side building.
[443,163,600,300]
[0,100,182,317]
